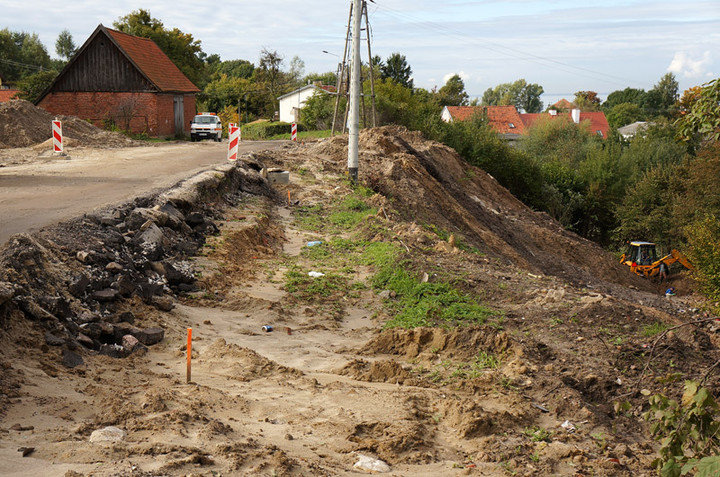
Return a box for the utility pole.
[347,0,362,183]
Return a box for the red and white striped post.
[227,124,240,161]
[52,119,63,153]
[291,123,298,142]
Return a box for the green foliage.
[684,216,720,301]
[436,74,469,107]
[300,89,338,130]
[284,268,348,301]
[380,52,413,89]
[55,29,76,60]
[327,195,377,229]
[0,28,54,82]
[573,91,602,111]
[113,9,206,87]
[524,426,553,442]
[607,102,646,129]
[17,69,58,102]
[481,78,544,113]
[642,321,669,337]
[240,121,301,140]
[677,78,720,143]
[604,87,647,110]
[645,381,720,476]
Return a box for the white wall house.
[278,84,335,123]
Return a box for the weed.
[524,426,553,443]
[530,452,540,463]
[612,336,624,346]
[284,268,348,301]
[475,350,500,370]
[642,321,669,337]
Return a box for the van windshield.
[193,116,216,124]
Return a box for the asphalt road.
[0,140,287,245]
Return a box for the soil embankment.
[0,127,716,476]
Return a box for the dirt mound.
[201,339,303,380]
[0,99,136,149]
[307,127,650,290]
[338,358,412,384]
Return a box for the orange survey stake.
[186,328,192,383]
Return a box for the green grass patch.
[642,321,669,337]
[328,195,377,230]
[284,268,349,301]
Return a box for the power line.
[370,2,641,88]
[0,58,44,71]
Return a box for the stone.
[162,261,195,285]
[76,311,98,324]
[135,223,165,260]
[112,323,142,342]
[89,426,125,443]
[354,455,391,473]
[76,251,90,263]
[69,275,90,298]
[98,344,126,359]
[105,262,123,272]
[0,282,14,306]
[76,333,96,350]
[137,327,164,346]
[185,211,205,226]
[118,311,136,324]
[152,296,174,312]
[44,331,65,346]
[114,275,137,297]
[92,289,118,302]
[378,290,391,299]
[19,300,56,321]
[122,334,140,351]
[62,350,84,368]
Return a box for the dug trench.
[0,127,718,476]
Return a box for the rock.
[122,334,141,352]
[378,290,391,299]
[44,331,65,346]
[62,350,84,368]
[112,323,142,342]
[76,251,90,263]
[136,223,165,260]
[10,424,34,432]
[152,296,174,312]
[92,289,118,302]
[98,344,126,359]
[18,446,35,457]
[105,262,123,272]
[137,327,164,346]
[76,310,98,324]
[0,282,14,306]
[89,426,125,443]
[20,300,56,321]
[542,441,574,460]
[69,275,90,298]
[186,211,205,226]
[162,261,195,285]
[149,261,166,275]
[126,208,175,230]
[114,275,137,297]
[118,311,136,324]
[76,333,96,350]
[354,454,391,473]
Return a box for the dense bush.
[240,121,304,140]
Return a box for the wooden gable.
[50,28,155,93]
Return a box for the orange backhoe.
[620,241,694,279]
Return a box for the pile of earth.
[306,126,651,292]
[0,99,136,149]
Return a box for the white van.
[190,113,222,142]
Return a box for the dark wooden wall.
[51,32,155,93]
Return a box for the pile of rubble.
[0,159,274,367]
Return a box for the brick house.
[36,24,199,136]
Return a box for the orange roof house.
[0,89,19,102]
[441,104,610,139]
[36,25,199,136]
[441,105,526,138]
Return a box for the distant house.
[441,104,611,139]
[441,105,526,140]
[617,121,649,139]
[549,98,578,112]
[36,24,200,136]
[0,89,19,103]
[277,83,336,123]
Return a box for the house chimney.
[549,109,557,116]
[571,108,581,124]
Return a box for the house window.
[596,130,603,136]
[508,123,515,128]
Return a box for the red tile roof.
[106,28,199,93]
[0,89,19,102]
[445,106,525,135]
[551,99,577,110]
[520,111,611,139]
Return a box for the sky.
[3,0,719,106]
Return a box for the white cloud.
[442,71,471,84]
[667,51,713,78]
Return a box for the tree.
[573,91,601,111]
[435,74,468,106]
[652,72,679,113]
[481,79,543,112]
[677,78,720,144]
[380,53,413,89]
[55,29,76,60]
[288,56,305,87]
[256,48,287,116]
[213,59,254,80]
[606,102,645,129]
[0,29,53,82]
[603,87,646,110]
[17,69,58,102]
[113,10,206,87]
